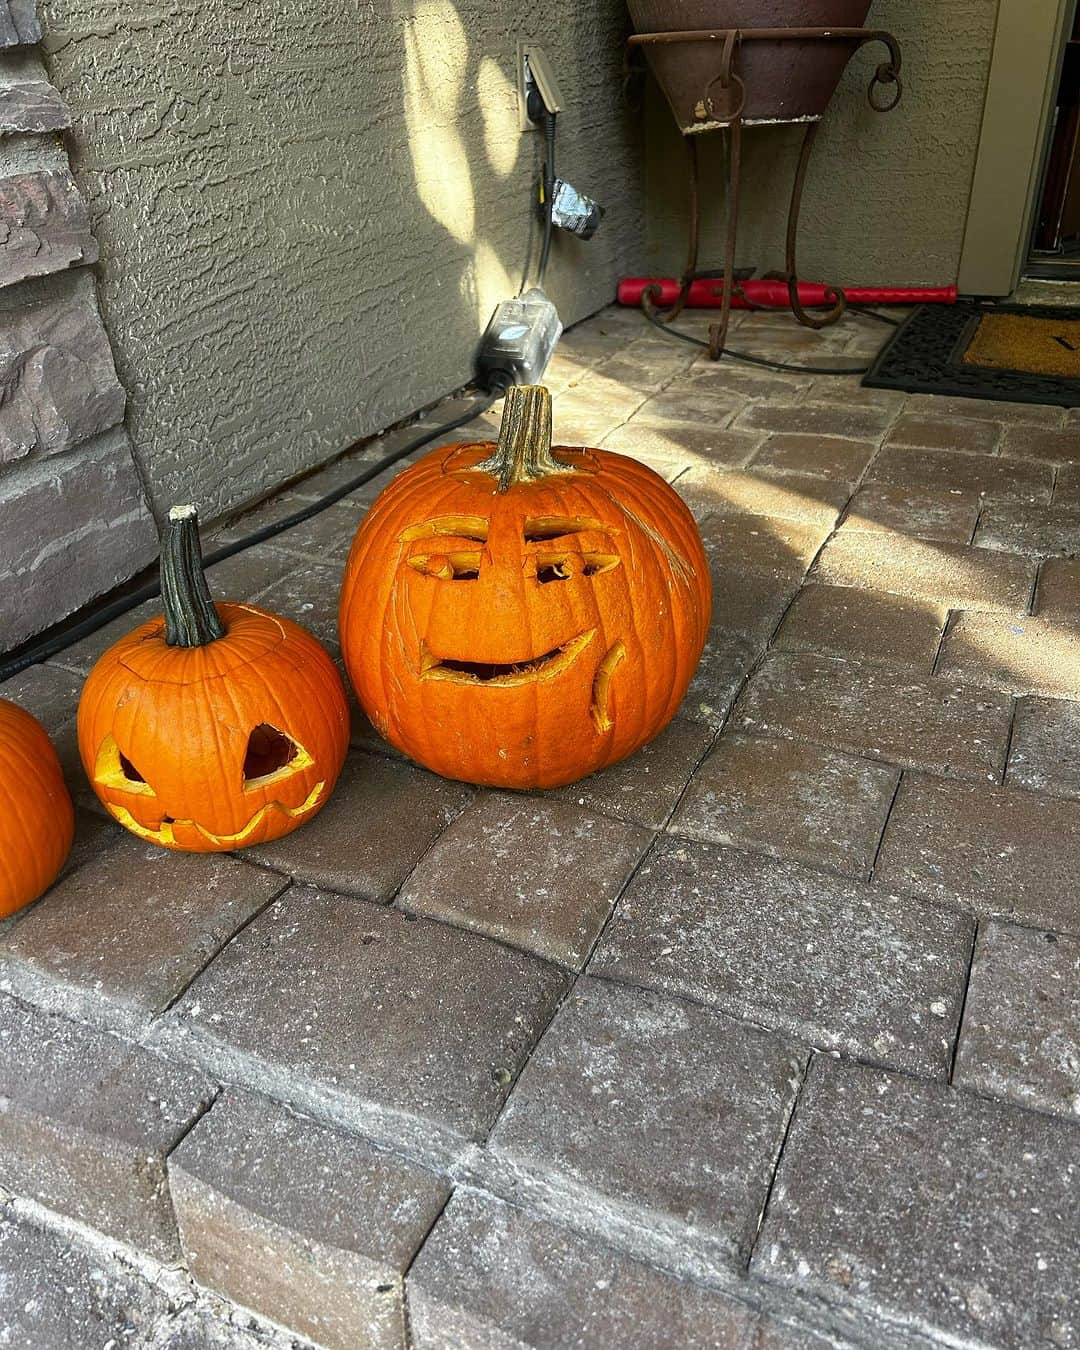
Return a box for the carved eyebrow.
[398,515,489,543]
[523,516,612,541]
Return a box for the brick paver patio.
[2,304,1079,1348]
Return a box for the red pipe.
[617,277,957,309]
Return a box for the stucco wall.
[643,0,999,287]
[38,1,644,525]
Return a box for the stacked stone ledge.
[0,3,155,649]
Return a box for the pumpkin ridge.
[370,466,461,734]
[615,465,707,731]
[248,639,348,792]
[341,451,440,600]
[552,470,654,756]
[586,465,695,745]
[540,473,627,764]
[345,451,460,724]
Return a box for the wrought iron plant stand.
[628,26,903,358]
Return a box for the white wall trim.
[958,0,1074,296]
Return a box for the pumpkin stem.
[160,505,226,648]
[474,385,573,491]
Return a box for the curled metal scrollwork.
[868,62,903,112]
[628,24,903,348]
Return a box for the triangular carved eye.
[94,734,155,795]
[119,751,146,783]
[243,724,312,789]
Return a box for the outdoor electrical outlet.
[516,41,562,131]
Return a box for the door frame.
[958,0,1075,296]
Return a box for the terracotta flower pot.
[629,0,873,131]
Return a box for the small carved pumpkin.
[339,385,711,788]
[79,506,349,852]
[0,699,74,917]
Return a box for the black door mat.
[863,301,1080,408]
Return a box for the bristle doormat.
[863,301,1080,407]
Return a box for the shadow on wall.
[398,0,529,325]
[39,0,642,528]
[396,0,650,347]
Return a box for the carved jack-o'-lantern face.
[339,386,711,788]
[79,509,349,852]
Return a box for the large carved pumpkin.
[0,699,74,918]
[339,385,711,788]
[79,506,349,852]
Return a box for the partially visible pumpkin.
[79,506,349,852]
[339,384,711,788]
[0,699,74,918]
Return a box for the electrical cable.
[848,304,901,327]
[535,108,557,287]
[0,388,502,682]
[640,302,874,375]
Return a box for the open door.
[958,0,1076,296]
[1029,5,1080,272]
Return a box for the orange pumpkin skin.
[339,386,711,789]
[0,699,74,918]
[79,601,349,852]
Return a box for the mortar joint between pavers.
[947,919,979,1087]
[1023,555,1043,617]
[653,717,724,838]
[1049,460,1062,508]
[384,786,479,919]
[928,609,958,680]
[3,1190,307,1349]
[574,824,670,986]
[868,767,904,883]
[443,1158,913,1350]
[746,1045,812,1271]
[159,1080,224,1260]
[966,498,983,548]
[378,817,596,1149]
[475,962,585,1148]
[401,1182,457,1350]
[150,877,293,1026]
[998,698,1020,788]
[582,963,808,1068]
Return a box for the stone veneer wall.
[0,0,156,651]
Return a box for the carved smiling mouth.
[420,630,597,686]
[105,780,326,847]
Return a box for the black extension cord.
[536,108,557,287]
[640,295,898,375]
[0,389,501,683]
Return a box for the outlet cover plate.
[516,41,562,131]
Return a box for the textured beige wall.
[38,1,643,523]
[644,0,999,288]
